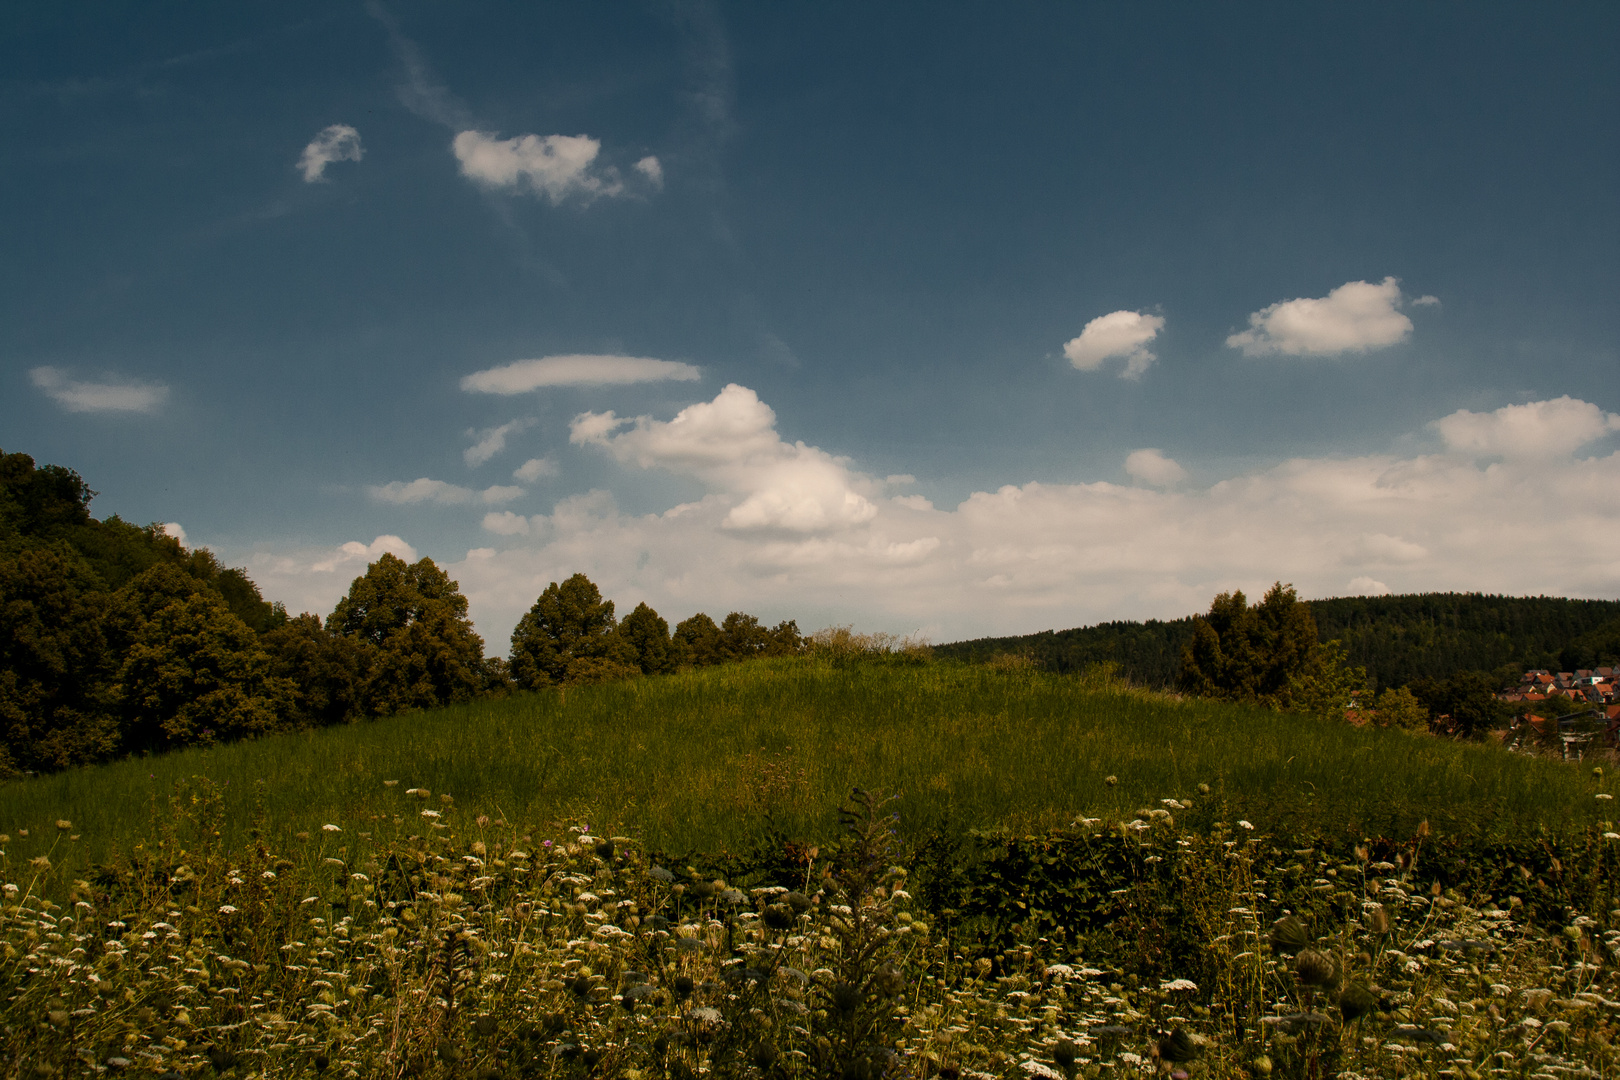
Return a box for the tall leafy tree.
[0,548,119,775]
[112,563,297,751]
[718,612,771,660]
[1178,582,1321,708]
[717,612,806,661]
[328,554,488,714]
[509,573,636,688]
[674,612,723,667]
[260,613,367,727]
[619,601,676,676]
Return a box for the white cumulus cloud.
[298,124,363,182]
[634,156,663,186]
[369,478,523,506]
[452,131,657,203]
[461,354,702,395]
[1435,395,1620,460]
[1347,576,1391,596]
[570,383,879,533]
[513,457,560,482]
[1063,311,1165,379]
[30,367,168,413]
[1227,277,1418,356]
[482,511,541,537]
[463,418,534,467]
[1124,449,1187,487]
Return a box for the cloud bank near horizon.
[235,387,1620,649]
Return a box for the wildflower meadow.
[2,656,1617,1077]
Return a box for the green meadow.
[1,656,1604,882]
[6,656,1618,1078]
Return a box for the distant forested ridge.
[933,593,1620,690]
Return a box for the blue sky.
[5,2,1618,646]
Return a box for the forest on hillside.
[933,593,1620,691]
[0,450,799,777]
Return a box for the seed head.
[1338,981,1378,1021]
[1294,949,1338,988]
[1269,916,1310,954]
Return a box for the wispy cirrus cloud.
[463,418,534,467]
[461,354,701,394]
[1227,277,1422,356]
[30,366,168,413]
[297,124,363,182]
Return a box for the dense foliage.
[1177,583,1325,708]
[936,594,1620,691]
[937,591,1620,734]
[0,451,803,777]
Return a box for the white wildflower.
[1238,820,1255,830]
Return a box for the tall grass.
[0,657,1605,885]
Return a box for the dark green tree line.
[1,445,813,775]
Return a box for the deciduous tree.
[619,601,676,676]
[328,554,488,713]
[1373,685,1429,732]
[0,548,118,775]
[113,564,296,751]
[674,612,723,667]
[509,573,637,689]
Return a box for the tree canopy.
[1178,583,1321,707]
[328,553,488,714]
[509,573,637,689]
[0,448,821,776]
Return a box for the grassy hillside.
[933,592,1620,688]
[4,657,1615,1078]
[1,657,1604,888]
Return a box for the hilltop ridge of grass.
[1,657,1606,887]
